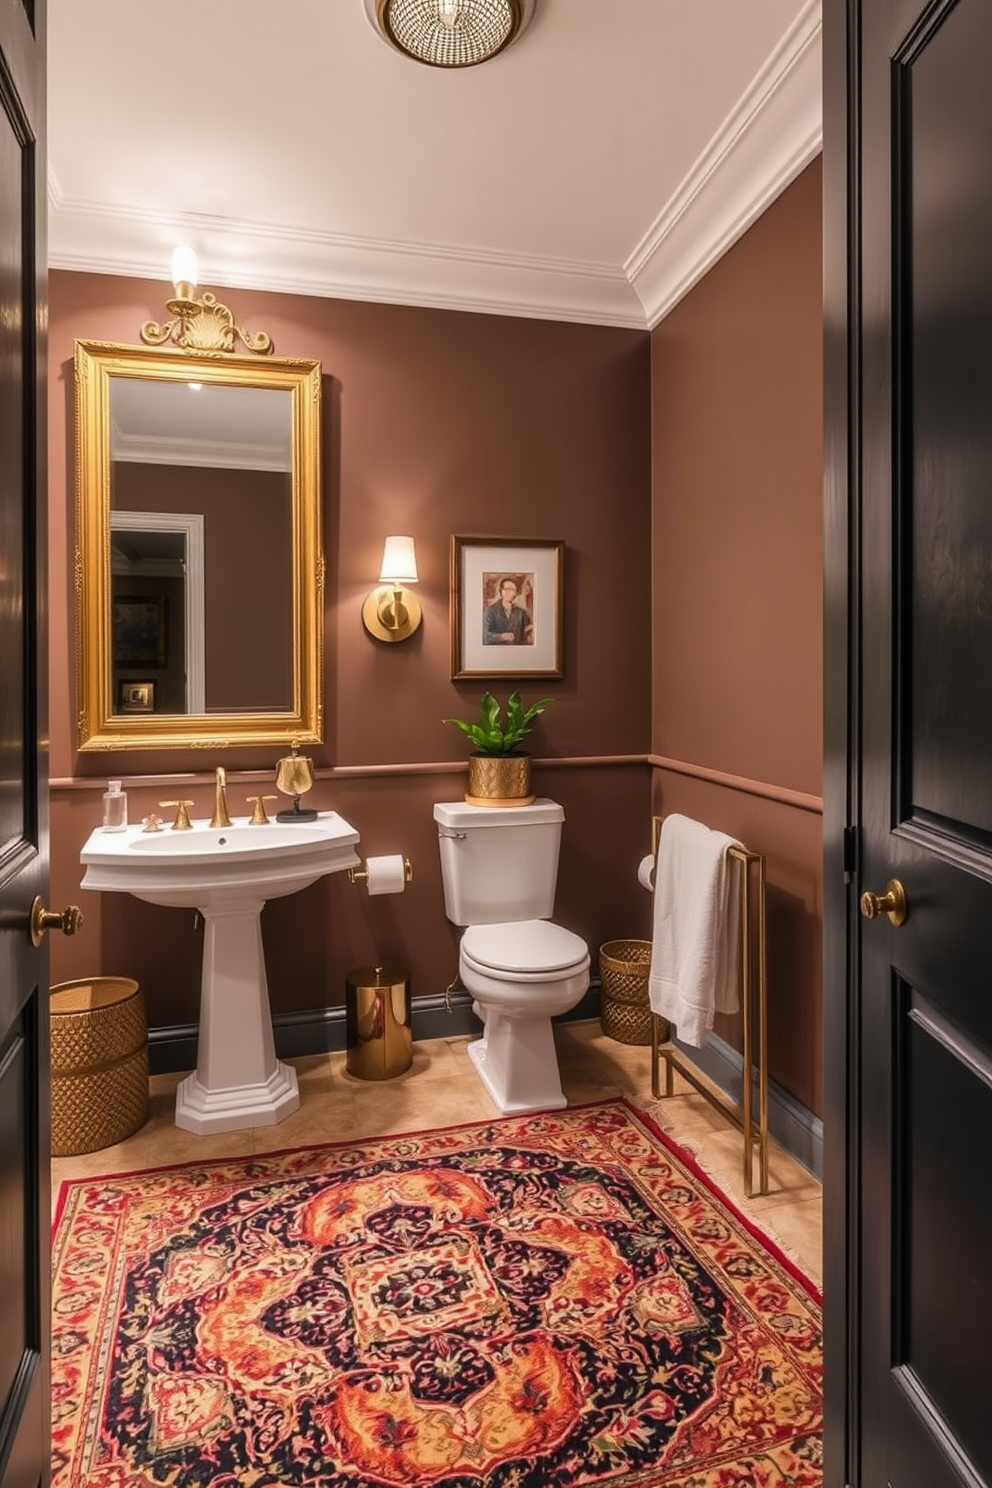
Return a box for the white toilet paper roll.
[364,854,408,896]
[637,853,656,892]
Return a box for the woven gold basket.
[598,939,669,1047]
[50,977,149,1157]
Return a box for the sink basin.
[79,811,361,1137]
[81,813,361,908]
[128,824,337,853]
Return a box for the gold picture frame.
[74,339,324,752]
[118,680,155,713]
[450,536,564,680]
[112,595,167,668]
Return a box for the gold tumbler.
[345,965,412,1080]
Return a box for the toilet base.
[467,1010,567,1115]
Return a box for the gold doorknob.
[29,897,84,948]
[860,879,907,927]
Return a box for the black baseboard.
[147,990,487,1075]
[147,986,820,1178]
[666,1031,824,1180]
[148,983,604,1074]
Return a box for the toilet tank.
[433,798,564,926]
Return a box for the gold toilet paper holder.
[348,857,413,887]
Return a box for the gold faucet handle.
[141,813,164,833]
[246,794,278,825]
[160,799,194,830]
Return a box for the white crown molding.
[47,4,822,334]
[111,426,288,473]
[627,0,822,330]
[47,182,646,330]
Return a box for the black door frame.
[823,1,863,1486]
[0,2,50,1486]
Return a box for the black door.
[0,4,50,1487]
[825,1,992,1486]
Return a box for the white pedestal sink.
[80,812,360,1135]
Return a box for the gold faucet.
[160,799,194,830]
[210,766,232,828]
[246,794,278,825]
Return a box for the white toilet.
[434,797,590,1115]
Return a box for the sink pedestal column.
[175,896,299,1135]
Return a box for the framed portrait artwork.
[450,536,564,680]
[118,680,155,713]
[112,595,167,668]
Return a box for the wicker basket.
[50,977,149,1157]
[598,939,670,1047]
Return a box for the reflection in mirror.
[109,381,293,716]
[75,342,324,751]
[110,510,206,713]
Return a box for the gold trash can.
[50,976,149,1156]
[345,966,412,1080]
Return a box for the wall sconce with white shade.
[362,536,422,643]
[140,245,273,355]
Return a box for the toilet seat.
[461,920,589,981]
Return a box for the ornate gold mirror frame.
[74,340,324,751]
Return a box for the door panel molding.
[825,1,992,1485]
[896,816,992,876]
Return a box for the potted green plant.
[443,690,553,805]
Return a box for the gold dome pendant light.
[371,0,535,69]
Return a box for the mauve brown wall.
[114,464,293,709]
[650,160,824,1113]
[48,273,653,1028]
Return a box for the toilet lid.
[462,920,588,976]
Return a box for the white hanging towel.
[647,814,742,1048]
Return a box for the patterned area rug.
[51,1100,822,1487]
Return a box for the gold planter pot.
[465,752,534,807]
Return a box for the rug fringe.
[620,1094,822,1302]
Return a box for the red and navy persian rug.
[51,1099,822,1487]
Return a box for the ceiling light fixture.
[368,0,536,69]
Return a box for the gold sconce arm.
[141,292,272,356]
[362,584,423,642]
[140,248,272,355]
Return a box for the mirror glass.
[75,341,324,751]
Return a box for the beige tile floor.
[51,1020,822,1288]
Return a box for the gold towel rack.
[647,815,769,1198]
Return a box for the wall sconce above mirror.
[74,339,325,752]
[140,246,273,356]
[362,535,422,642]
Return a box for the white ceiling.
[47,0,822,330]
[111,381,292,471]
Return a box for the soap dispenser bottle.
[102,779,128,831]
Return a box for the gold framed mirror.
[74,340,324,751]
